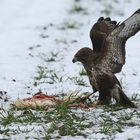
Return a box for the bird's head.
[72,47,93,64]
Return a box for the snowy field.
[0,0,140,139]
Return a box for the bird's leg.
[93,100,110,108]
[79,87,98,102]
[80,90,97,103]
[75,78,97,103]
[93,93,111,108]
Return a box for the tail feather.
[117,87,136,108]
[112,84,136,108]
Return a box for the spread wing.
[90,17,118,52]
[100,8,140,72]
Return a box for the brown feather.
[72,9,140,107]
[90,17,118,52]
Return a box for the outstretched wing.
[90,17,118,52]
[100,8,140,72]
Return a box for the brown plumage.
[72,9,140,107]
[90,16,123,73]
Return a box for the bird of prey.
[72,9,140,107]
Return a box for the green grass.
[68,76,87,86]
[58,21,83,30]
[79,69,87,76]
[38,52,62,63]
[33,65,64,86]
[1,92,140,139]
[131,93,140,102]
[0,104,90,139]
[69,4,88,15]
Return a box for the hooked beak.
[72,57,78,63]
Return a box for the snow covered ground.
[0,0,70,99]
[0,0,140,139]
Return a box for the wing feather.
[90,17,118,52]
[100,9,140,72]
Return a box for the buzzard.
[72,9,140,107]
